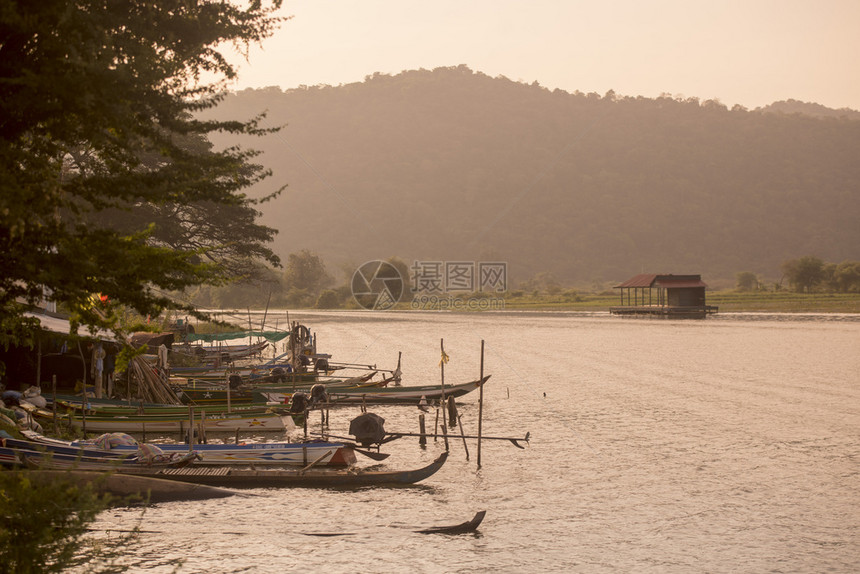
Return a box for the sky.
[226,0,860,111]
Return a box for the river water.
[90,311,859,573]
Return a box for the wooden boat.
[0,444,200,471]
[416,510,486,534]
[20,431,357,467]
[27,470,239,503]
[55,398,275,417]
[322,376,490,405]
[119,451,448,488]
[62,410,293,433]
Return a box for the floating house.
[610,274,718,319]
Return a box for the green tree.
[0,0,285,346]
[831,260,860,293]
[735,271,759,291]
[283,249,333,295]
[315,289,341,309]
[781,256,826,293]
[0,466,142,573]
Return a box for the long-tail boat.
[118,451,448,488]
[19,431,357,467]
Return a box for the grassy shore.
[488,291,860,313]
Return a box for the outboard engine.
[314,358,329,372]
[309,383,328,407]
[270,367,287,383]
[348,412,386,447]
[289,391,309,414]
[227,374,243,390]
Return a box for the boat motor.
[309,383,328,407]
[227,374,243,390]
[269,367,287,383]
[289,392,309,414]
[348,412,386,447]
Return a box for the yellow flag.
[439,350,450,366]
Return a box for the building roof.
[23,312,116,341]
[614,274,708,289]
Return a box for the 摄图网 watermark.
[351,260,507,311]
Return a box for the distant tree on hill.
[825,261,860,293]
[781,256,826,293]
[283,250,333,306]
[735,271,760,291]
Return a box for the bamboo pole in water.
[477,339,485,468]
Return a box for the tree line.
[191,250,860,310]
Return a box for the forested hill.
[203,65,860,286]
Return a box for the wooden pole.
[36,338,41,388]
[418,413,427,447]
[477,339,485,468]
[447,396,458,428]
[80,388,87,437]
[439,339,447,405]
[226,379,232,413]
[51,375,58,434]
[200,410,207,444]
[187,405,195,447]
[457,415,470,460]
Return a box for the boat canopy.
[185,331,290,343]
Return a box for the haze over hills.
[203,66,860,288]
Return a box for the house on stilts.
[610,274,718,319]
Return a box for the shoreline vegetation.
[491,291,860,314]
[197,291,860,317]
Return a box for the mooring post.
[418,413,427,448]
[477,339,485,468]
[235,428,240,445]
[187,405,195,448]
[51,375,58,434]
[447,396,458,428]
[81,389,87,437]
[458,415,470,461]
[434,406,440,442]
[200,410,207,444]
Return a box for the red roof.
[614,274,658,288]
[615,274,708,289]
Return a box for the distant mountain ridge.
[203,66,860,286]
[758,99,860,120]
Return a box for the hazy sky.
[227,0,860,110]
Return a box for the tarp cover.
[185,331,290,343]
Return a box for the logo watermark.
[351,260,406,311]
[352,260,507,310]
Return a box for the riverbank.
[494,291,860,313]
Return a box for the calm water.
[90,311,860,573]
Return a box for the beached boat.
[0,443,199,471]
[20,431,358,467]
[27,470,238,503]
[62,410,293,433]
[119,451,448,488]
[317,376,490,405]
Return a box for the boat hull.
[119,452,448,488]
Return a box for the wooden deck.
[609,305,718,319]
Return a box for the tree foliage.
[781,256,826,293]
[0,467,141,573]
[735,271,759,291]
[0,0,285,345]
